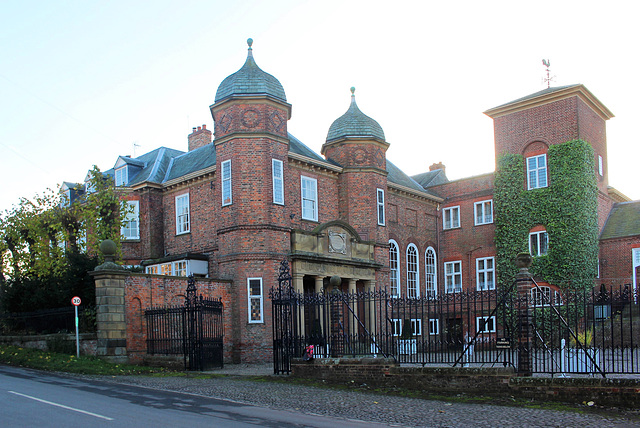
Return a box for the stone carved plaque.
[328,231,347,255]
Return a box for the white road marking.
[8,391,114,421]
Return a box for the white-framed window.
[407,244,419,298]
[425,247,437,298]
[301,176,318,221]
[443,206,460,229]
[445,261,462,293]
[411,319,422,336]
[389,240,400,298]
[527,154,548,190]
[221,159,232,206]
[115,166,128,187]
[598,155,604,177]
[429,319,440,335]
[121,200,139,240]
[146,265,159,275]
[476,316,496,333]
[529,230,549,256]
[476,257,495,291]
[160,263,172,275]
[390,318,402,336]
[174,261,187,277]
[377,188,385,226]
[175,193,190,235]
[474,200,493,225]
[530,286,563,307]
[248,278,264,323]
[272,159,284,205]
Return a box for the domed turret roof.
[326,87,385,142]
[215,39,287,103]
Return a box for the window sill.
[176,231,191,236]
[123,239,140,243]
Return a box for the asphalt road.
[0,365,388,427]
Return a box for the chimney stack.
[188,124,212,151]
[429,162,445,173]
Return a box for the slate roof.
[412,169,449,188]
[326,89,385,142]
[487,85,578,111]
[215,40,286,103]
[127,148,185,186]
[91,131,437,201]
[289,133,326,162]
[600,201,640,240]
[163,144,217,183]
[386,160,437,196]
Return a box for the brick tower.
[484,84,615,231]
[210,39,292,362]
[321,87,390,285]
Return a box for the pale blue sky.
[1,0,638,213]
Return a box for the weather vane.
[542,59,555,88]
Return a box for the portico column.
[348,278,357,339]
[293,273,305,338]
[367,279,377,352]
[315,276,326,342]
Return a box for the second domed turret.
[326,87,385,143]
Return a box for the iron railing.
[271,282,639,377]
[0,306,96,335]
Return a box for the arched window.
[389,240,400,297]
[407,244,419,298]
[425,247,437,298]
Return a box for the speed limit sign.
[71,296,81,306]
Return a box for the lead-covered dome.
[214,39,287,103]
[326,87,385,142]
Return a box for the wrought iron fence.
[0,306,96,335]
[145,275,224,371]
[271,277,640,377]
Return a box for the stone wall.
[0,333,97,356]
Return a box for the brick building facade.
[69,40,640,363]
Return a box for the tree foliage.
[0,166,129,312]
[494,140,599,291]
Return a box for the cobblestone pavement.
[88,364,640,428]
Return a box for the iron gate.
[145,275,224,370]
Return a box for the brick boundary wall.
[291,358,640,409]
[123,274,233,365]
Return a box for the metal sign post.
[71,296,81,358]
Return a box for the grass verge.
[0,345,170,376]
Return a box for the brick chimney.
[188,124,212,151]
[429,162,445,173]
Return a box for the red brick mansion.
[68,40,640,363]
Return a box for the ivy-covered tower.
[484,85,615,290]
[210,39,292,361]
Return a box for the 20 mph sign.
[71,296,81,306]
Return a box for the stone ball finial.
[515,252,532,269]
[100,239,117,257]
[94,239,122,271]
[329,275,342,289]
[247,38,253,48]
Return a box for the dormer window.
[115,166,128,186]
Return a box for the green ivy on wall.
[494,140,599,291]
